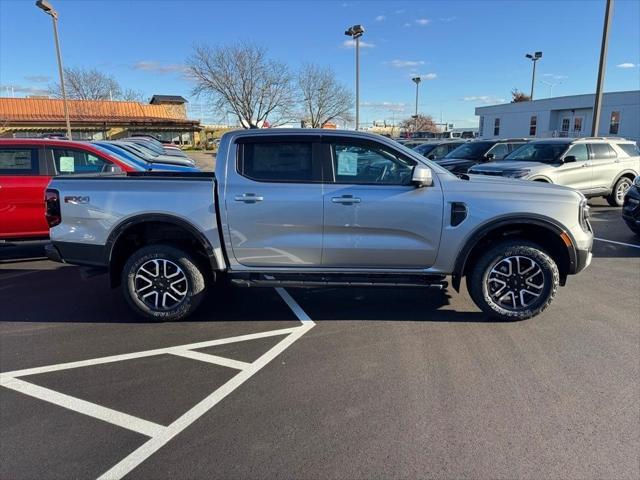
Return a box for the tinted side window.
[239,142,315,182]
[429,145,449,159]
[0,148,38,175]
[328,142,416,185]
[487,143,509,159]
[566,144,589,161]
[590,143,616,159]
[617,143,640,157]
[51,148,109,175]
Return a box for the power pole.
[592,0,614,137]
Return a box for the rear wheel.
[122,244,206,321]
[467,240,559,321]
[606,177,632,207]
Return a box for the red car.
[0,139,138,241]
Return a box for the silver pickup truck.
[45,129,593,321]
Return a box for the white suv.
[469,138,640,206]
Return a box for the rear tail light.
[45,189,61,228]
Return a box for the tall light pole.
[411,76,421,133]
[345,24,364,130]
[592,0,614,137]
[525,51,542,100]
[36,0,72,139]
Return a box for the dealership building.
[475,90,639,142]
[0,95,200,144]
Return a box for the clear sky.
[1,0,639,127]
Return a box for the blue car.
[92,142,200,172]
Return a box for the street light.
[345,24,364,130]
[525,51,542,101]
[36,0,72,139]
[411,76,421,133]
[539,79,562,97]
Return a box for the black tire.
[606,177,632,207]
[121,244,206,321]
[467,240,559,321]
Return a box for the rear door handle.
[331,195,361,204]
[235,193,264,203]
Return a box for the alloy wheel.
[134,259,188,310]
[616,179,631,204]
[486,255,545,310]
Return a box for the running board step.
[229,272,448,289]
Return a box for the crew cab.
[46,130,593,321]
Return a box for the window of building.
[529,115,537,136]
[328,142,415,185]
[560,118,570,135]
[239,142,316,182]
[478,116,484,136]
[51,148,109,175]
[573,117,583,133]
[493,118,500,136]
[0,148,38,174]
[609,111,620,135]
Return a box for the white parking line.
[0,288,315,480]
[276,287,313,322]
[594,237,640,249]
[1,377,166,438]
[170,350,251,370]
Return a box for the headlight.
[579,198,591,232]
[634,176,640,187]
[503,169,530,179]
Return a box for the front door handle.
[331,195,361,204]
[235,193,264,203]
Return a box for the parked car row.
[0,137,198,240]
[408,137,639,208]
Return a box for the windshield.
[125,142,159,158]
[131,140,165,155]
[443,141,494,160]
[504,143,568,163]
[413,143,437,155]
[94,143,146,167]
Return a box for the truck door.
[320,137,444,268]
[223,135,324,267]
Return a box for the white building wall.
[475,91,640,142]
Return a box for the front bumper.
[574,248,593,274]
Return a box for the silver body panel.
[50,129,593,277]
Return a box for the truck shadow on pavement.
[0,262,500,324]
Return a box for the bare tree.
[187,42,296,128]
[298,64,352,128]
[511,88,531,103]
[399,114,440,133]
[49,67,122,100]
[121,89,146,102]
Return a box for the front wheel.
[607,177,632,207]
[467,240,559,321]
[122,244,207,321]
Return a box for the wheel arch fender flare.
[450,213,578,292]
[610,169,638,190]
[105,213,222,272]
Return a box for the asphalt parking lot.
[1,198,639,480]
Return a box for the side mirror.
[485,153,495,161]
[412,165,433,187]
[427,154,435,160]
[563,155,576,163]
